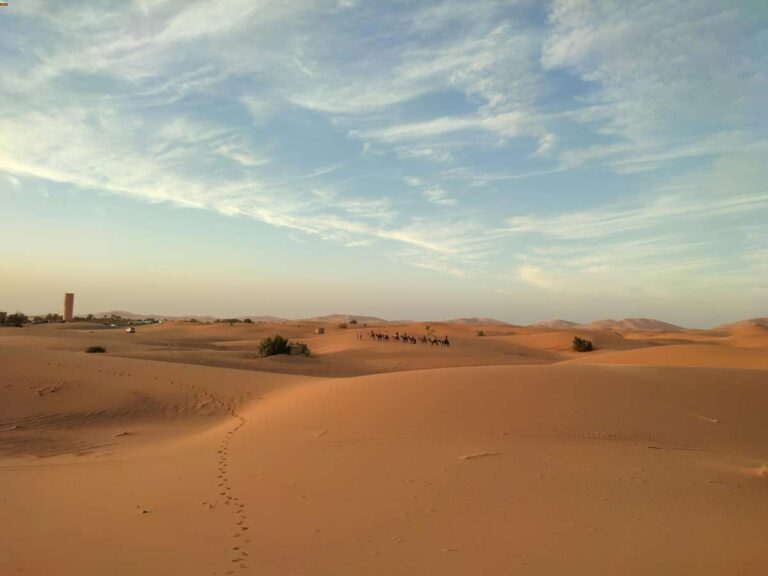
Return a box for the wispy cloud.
[0,0,766,312]
[422,187,456,207]
[502,193,768,240]
[351,111,532,143]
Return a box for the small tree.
[243,318,253,324]
[338,322,348,329]
[0,311,6,324]
[477,329,485,337]
[572,336,593,352]
[349,319,358,325]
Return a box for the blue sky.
[1,0,766,326]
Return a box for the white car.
[126,327,135,333]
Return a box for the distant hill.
[713,317,768,331]
[302,314,394,325]
[530,319,579,329]
[578,318,684,331]
[445,317,511,326]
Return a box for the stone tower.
[63,293,74,321]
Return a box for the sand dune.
[2,320,768,575]
[530,319,578,329]
[302,314,393,325]
[443,317,511,325]
[714,317,768,331]
[565,343,768,370]
[577,317,684,331]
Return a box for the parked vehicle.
[126,327,135,333]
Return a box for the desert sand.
[2,319,768,575]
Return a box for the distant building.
[315,327,325,334]
[63,293,74,321]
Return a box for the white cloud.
[542,0,767,164]
[396,145,455,163]
[422,187,456,207]
[352,111,530,143]
[533,133,558,157]
[403,177,457,207]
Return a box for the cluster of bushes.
[338,322,348,329]
[476,329,486,337]
[0,311,28,327]
[572,336,594,352]
[215,318,254,324]
[258,335,311,358]
[85,346,107,354]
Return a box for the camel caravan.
[366,330,451,347]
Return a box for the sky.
[0,0,766,327]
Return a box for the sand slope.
[2,322,768,575]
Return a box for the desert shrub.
[338,322,348,329]
[572,336,593,352]
[258,335,312,358]
[292,342,312,356]
[477,329,485,337]
[85,346,107,353]
[258,334,291,357]
[243,318,253,323]
[349,319,358,325]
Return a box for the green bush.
[292,342,312,356]
[572,336,593,352]
[85,346,107,353]
[258,335,312,358]
[477,329,485,337]
[338,322,348,329]
[349,319,358,325]
[258,335,291,357]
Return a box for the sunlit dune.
[2,320,768,575]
